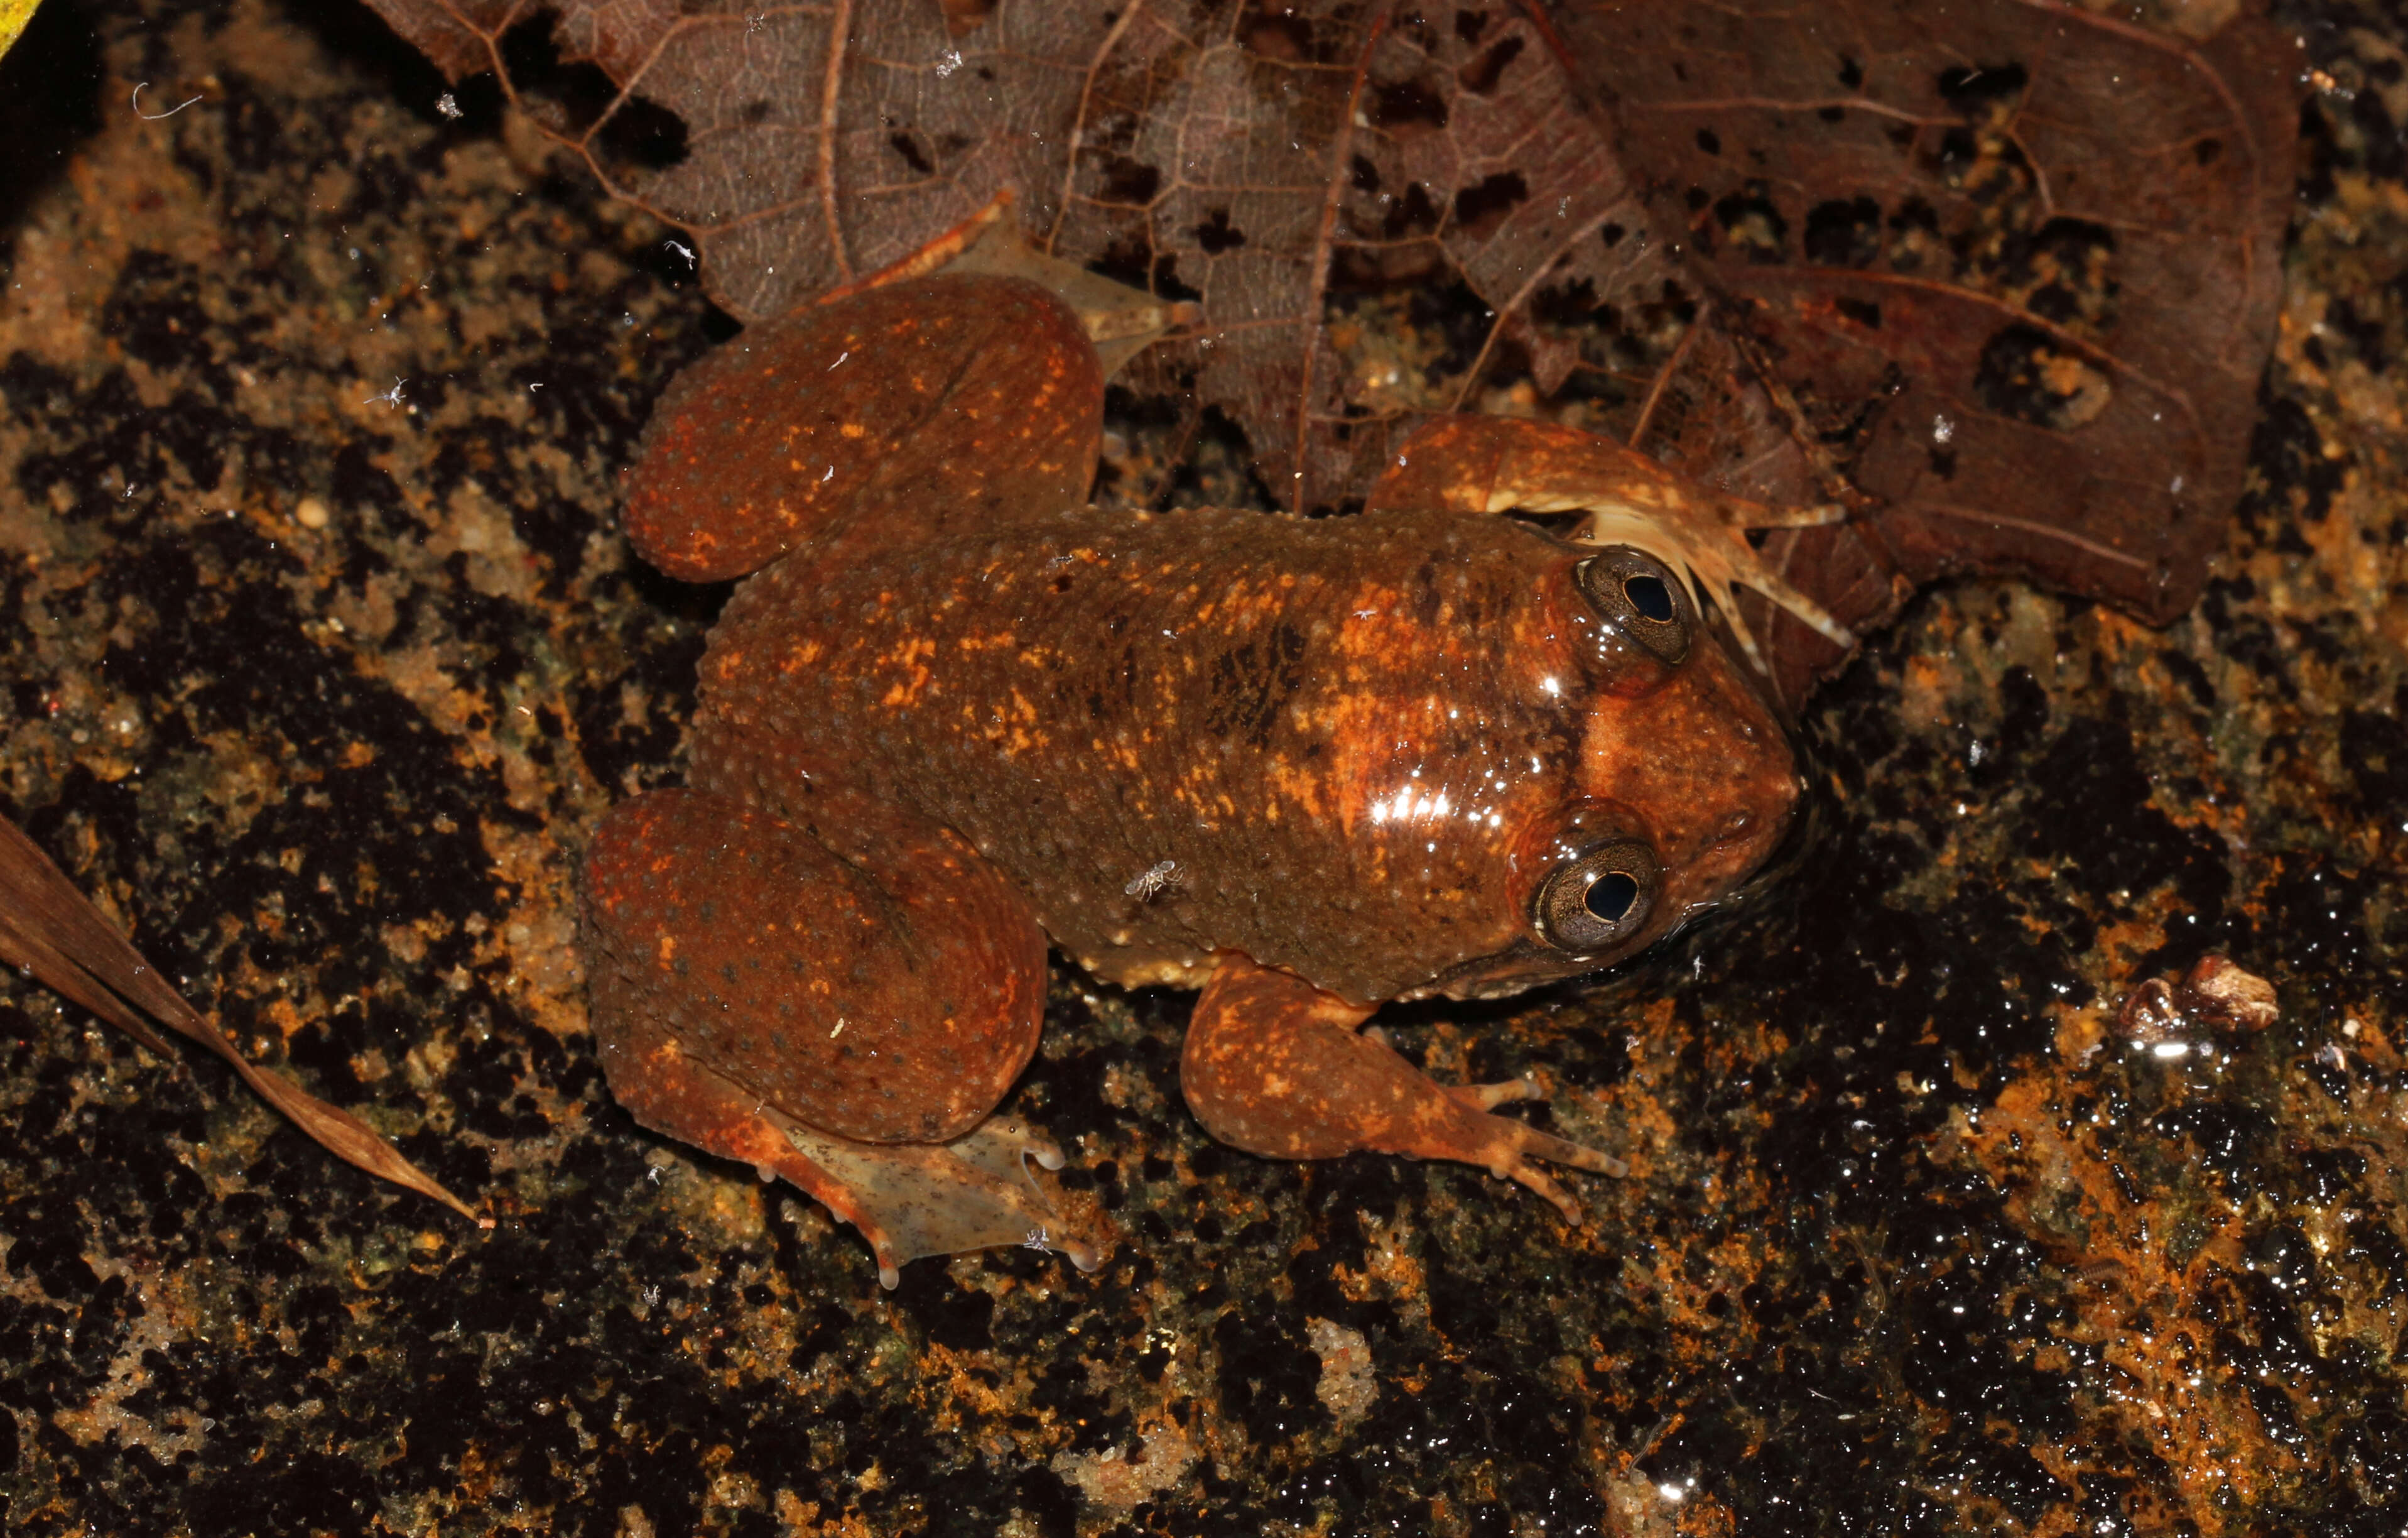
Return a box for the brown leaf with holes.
[1563,0,2298,687]
[359,0,2294,705]
[357,3,1691,508]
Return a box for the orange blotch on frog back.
[776,638,825,674]
[870,635,938,709]
[1259,753,1328,827]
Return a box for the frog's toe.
[1446,1075,1543,1113]
[1437,1084,1629,1223]
[1505,1162,1583,1227]
[1446,1079,1629,1175]
[1517,1123,1628,1179]
[597,1032,1109,1289]
[1500,1127,1631,1223]
[1183,954,1625,1224]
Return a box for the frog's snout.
[1689,743,1799,890]
[1711,803,1772,848]
[1708,762,1805,878]
[1580,640,1801,915]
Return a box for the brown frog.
[580,268,1847,1287]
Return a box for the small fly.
[1123,859,1183,902]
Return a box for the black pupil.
[1585,871,1639,924]
[1624,573,1674,623]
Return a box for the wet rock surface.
[0,2,2402,1535]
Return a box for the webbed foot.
[827,190,1198,377]
[769,1106,1109,1289]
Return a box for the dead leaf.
[0,0,38,62]
[356,3,1689,504]
[0,812,482,1222]
[355,0,2295,706]
[1565,0,2297,697]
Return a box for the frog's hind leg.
[622,273,1107,583]
[580,788,1108,1288]
[607,1055,1102,1291]
[1180,952,1625,1224]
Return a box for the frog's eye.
[1534,839,1661,954]
[1574,548,1692,669]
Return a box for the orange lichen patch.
[484,821,587,1029]
[1590,994,1693,1163]
[1052,1421,1201,1511]
[1952,1059,2310,1525]
[349,637,497,746]
[1331,1208,1431,1312]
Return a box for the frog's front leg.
[1180,953,1625,1223]
[581,789,1106,1288]
[1370,415,1854,671]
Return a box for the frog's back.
[690,504,1585,1003]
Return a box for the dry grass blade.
[0,814,482,1223]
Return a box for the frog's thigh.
[624,274,1105,582]
[1180,952,1627,1224]
[581,788,1104,1287]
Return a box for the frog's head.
[1408,541,1803,1001]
